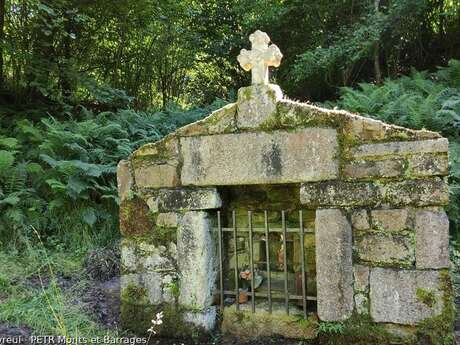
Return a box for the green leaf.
[0,151,15,176]
[0,195,20,206]
[45,179,66,192]
[83,208,97,226]
[26,163,44,175]
[0,138,19,149]
[67,176,90,196]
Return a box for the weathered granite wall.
[117,82,452,339]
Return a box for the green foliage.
[0,97,224,249]
[329,60,460,235]
[318,322,345,335]
[451,242,460,298]
[3,0,459,106]
[293,6,385,86]
[289,0,460,100]
[316,314,408,345]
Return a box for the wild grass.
[0,237,118,337]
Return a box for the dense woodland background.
[0,0,460,338]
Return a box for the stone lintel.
[315,209,353,321]
[154,187,222,212]
[300,178,448,207]
[181,128,339,186]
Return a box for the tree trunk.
[0,0,6,88]
[373,0,382,84]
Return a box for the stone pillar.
[315,209,353,321]
[177,211,217,330]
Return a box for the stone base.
[221,302,317,339]
[120,299,216,337]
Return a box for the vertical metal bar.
[232,211,239,310]
[217,211,224,311]
[264,210,272,313]
[248,211,255,313]
[282,210,289,315]
[299,210,307,319]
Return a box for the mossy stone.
[120,196,155,237]
[222,306,318,339]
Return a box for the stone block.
[268,100,439,142]
[346,117,386,141]
[371,209,409,232]
[351,138,448,158]
[207,103,238,134]
[181,128,338,186]
[343,158,405,179]
[370,268,443,325]
[315,209,353,321]
[222,302,317,339]
[354,293,369,315]
[121,273,164,305]
[156,212,179,228]
[142,247,175,272]
[300,178,448,207]
[132,135,179,160]
[301,181,380,206]
[343,115,439,143]
[355,233,414,266]
[408,153,449,177]
[353,265,370,292]
[134,164,180,189]
[183,307,217,331]
[156,187,222,211]
[146,196,159,213]
[383,178,449,206]
[236,84,283,129]
[177,212,217,309]
[415,209,450,269]
[119,197,155,237]
[117,160,133,201]
[132,136,181,188]
[121,240,176,274]
[121,242,137,272]
[177,103,238,136]
[351,209,370,230]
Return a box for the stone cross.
[237,30,283,85]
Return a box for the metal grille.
[214,210,316,318]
